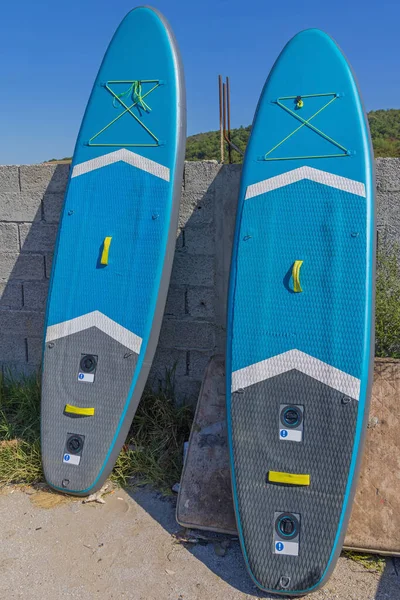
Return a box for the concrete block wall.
[0,164,68,377]
[152,161,242,400]
[376,158,400,250]
[0,158,398,399]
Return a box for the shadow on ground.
[128,485,400,599]
[374,556,400,599]
[128,487,274,598]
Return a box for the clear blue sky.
[0,0,398,164]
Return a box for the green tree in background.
[368,109,400,157]
[185,109,400,162]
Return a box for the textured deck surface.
[225,29,374,594]
[41,7,185,495]
[178,356,400,555]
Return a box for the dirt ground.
[0,485,398,600]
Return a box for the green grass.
[0,372,42,485]
[0,370,193,494]
[343,551,386,573]
[376,244,400,358]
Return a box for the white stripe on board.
[245,166,366,200]
[231,349,360,400]
[46,310,142,354]
[71,148,170,182]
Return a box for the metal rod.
[222,82,227,162]
[226,76,232,164]
[218,75,224,164]
[222,77,244,159]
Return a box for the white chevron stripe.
[245,167,366,200]
[231,349,360,399]
[71,148,170,182]
[46,310,142,354]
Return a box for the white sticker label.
[78,372,94,383]
[279,428,302,442]
[274,541,299,556]
[63,453,81,465]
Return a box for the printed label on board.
[274,541,299,556]
[63,453,81,465]
[280,428,302,442]
[78,372,94,383]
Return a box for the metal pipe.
[222,78,244,159]
[223,81,227,155]
[226,76,232,164]
[218,75,224,164]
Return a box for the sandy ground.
[0,486,398,600]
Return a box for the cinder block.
[19,223,58,253]
[176,228,184,249]
[164,286,185,317]
[0,253,44,281]
[0,166,20,194]
[377,190,400,249]
[376,158,400,192]
[19,164,69,194]
[184,224,215,255]
[213,163,242,201]
[150,347,187,382]
[171,254,214,287]
[44,255,53,278]
[188,350,211,380]
[27,337,43,365]
[0,310,44,336]
[0,335,27,362]
[173,376,201,403]
[186,287,215,318]
[179,191,215,228]
[184,161,221,194]
[376,191,389,230]
[43,192,65,223]
[215,163,241,237]
[384,192,400,230]
[0,223,19,252]
[23,281,49,310]
[0,191,42,222]
[159,319,215,350]
[0,283,23,309]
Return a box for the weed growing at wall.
[0,373,42,485]
[0,371,193,493]
[113,375,194,492]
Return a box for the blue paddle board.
[41,7,186,495]
[226,29,375,594]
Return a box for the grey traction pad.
[231,369,358,592]
[41,327,137,492]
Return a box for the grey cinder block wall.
[0,159,398,400]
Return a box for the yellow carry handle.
[64,404,95,417]
[268,470,310,486]
[292,260,303,293]
[100,236,112,265]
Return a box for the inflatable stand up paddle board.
[41,7,186,495]
[226,29,375,594]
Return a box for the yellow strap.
[292,260,303,292]
[100,236,112,265]
[268,471,310,486]
[64,404,95,417]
